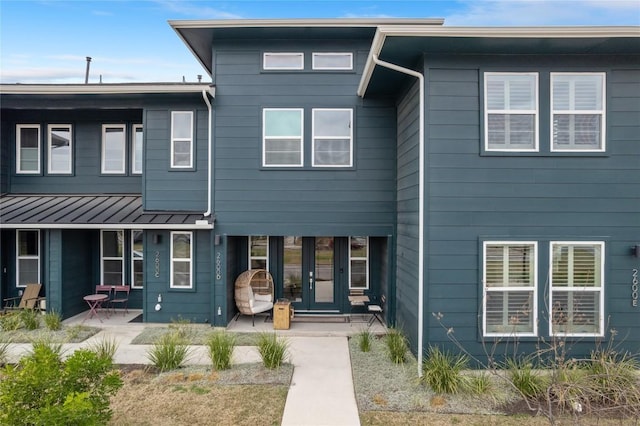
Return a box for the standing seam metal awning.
[0,195,213,230]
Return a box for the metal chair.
[111,285,130,315]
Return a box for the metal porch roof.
[0,195,213,229]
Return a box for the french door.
[282,236,339,312]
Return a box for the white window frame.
[170,111,194,169]
[263,52,304,70]
[312,108,353,167]
[248,236,269,271]
[47,124,73,174]
[101,124,126,174]
[16,124,41,174]
[101,230,124,285]
[484,72,539,152]
[131,230,144,289]
[550,72,606,153]
[132,124,143,174]
[549,241,605,337]
[16,229,40,288]
[312,52,353,70]
[348,236,369,290]
[262,108,304,167]
[482,241,538,337]
[170,231,193,289]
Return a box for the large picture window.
[349,237,368,289]
[484,73,538,152]
[171,111,193,168]
[483,242,537,336]
[551,73,605,152]
[102,125,126,174]
[171,231,192,288]
[101,230,124,285]
[47,124,72,174]
[312,109,353,167]
[131,230,144,289]
[249,236,269,270]
[16,124,40,174]
[550,242,604,336]
[263,108,303,167]
[16,230,40,288]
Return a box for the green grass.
[384,328,408,364]
[206,330,236,370]
[146,332,191,372]
[257,332,288,369]
[422,345,470,394]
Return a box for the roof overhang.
[358,26,640,97]
[0,83,214,96]
[169,18,445,77]
[0,195,214,230]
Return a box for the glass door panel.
[283,236,303,302]
[314,237,334,303]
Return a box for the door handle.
[309,271,314,290]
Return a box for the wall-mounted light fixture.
[214,234,221,245]
[633,245,640,258]
[153,234,162,244]
[157,294,162,303]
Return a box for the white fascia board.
[0,223,214,230]
[169,18,445,29]
[357,29,388,97]
[0,84,214,96]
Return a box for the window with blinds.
[483,242,537,336]
[550,242,604,336]
[551,73,605,152]
[484,73,538,152]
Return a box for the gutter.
[368,52,426,378]
[201,87,214,218]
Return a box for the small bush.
[506,357,545,399]
[169,316,195,341]
[147,332,190,372]
[257,332,288,369]
[0,341,10,365]
[206,331,236,370]
[584,349,640,410]
[89,336,119,362]
[20,309,39,331]
[0,313,22,331]
[357,329,373,352]
[385,328,408,364]
[422,345,470,394]
[43,311,62,331]
[468,372,492,395]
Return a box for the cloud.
[153,0,244,19]
[445,0,640,26]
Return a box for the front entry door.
[283,236,339,312]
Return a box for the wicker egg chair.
[234,269,274,325]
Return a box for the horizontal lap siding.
[213,40,396,236]
[425,60,640,359]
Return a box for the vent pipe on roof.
[85,57,92,84]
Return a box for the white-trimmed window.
[349,237,369,289]
[16,124,40,174]
[484,73,538,152]
[171,111,193,168]
[312,52,352,70]
[102,125,126,174]
[131,230,144,289]
[101,230,124,285]
[249,236,269,270]
[263,108,303,167]
[550,241,604,336]
[551,73,605,152]
[132,124,143,174]
[263,52,304,70]
[47,124,72,174]
[171,231,193,288]
[16,230,40,287]
[312,108,353,167]
[483,242,537,336]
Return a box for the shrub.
[257,332,288,369]
[422,345,470,394]
[43,311,62,331]
[584,349,640,411]
[20,309,39,331]
[0,313,22,331]
[469,372,492,395]
[357,329,373,352]
[0,341,122,425]
[385,328,408,364]
[147,332,190,372]
[88,336,119,362]
[206,330,236,370]
[169,316,195,341]
[506,357,545,400]
[0,341,10,365]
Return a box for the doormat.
[129,314,143,323]
[266,315,348,324]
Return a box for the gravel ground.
[0,324,101,343]
[130,326,258,346]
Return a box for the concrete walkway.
[4,311,367,426]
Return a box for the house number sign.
[633,269,638,308]
[154,251,161,278]
[215,252,222,281]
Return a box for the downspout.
[201,88,213,218]
[371,54,425,378]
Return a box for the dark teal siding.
[60,230,95,318]
[423,56,640,359]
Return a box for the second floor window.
[16,124,40,174]
[171,111,193,168]
[132,124,143,174]
[47,124,72,174]
[312,108,353,167]
[102,125,126,174]
[263,52,304,70]
[312,52,353,70]
[263,108,303,167]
